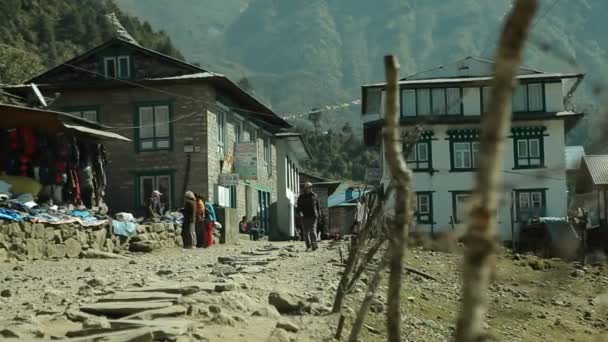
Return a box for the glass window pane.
[519,193,530,208]
[454,142,470,168]
[482,87,491,112]
[156,140,170,149]
[365,88,381,114]
[472,142,480,168]
[517,140,528,158]
[155,106,170,137]
[82,110,97,122]
[528,83,543,111]
[531,192,542,207]
[447,88,461,115]
[417,89,431,115]
[104,58,116,78]
[406,144,417,161]
[456,194,470,220]
[418,194,429,214]
[140,141,154,150]
[417,143,428,161]
[512,84,528,112]
[431,88,446,115]
[118,56,130,79]
[139,107,154,138]
[529,139,540,157]
[402,89,416,116]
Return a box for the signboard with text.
[219,173,240,187]
[234,142,258,180]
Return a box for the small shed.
[574,155,608,251]
[518,217,581,259]
[328,188,368,236]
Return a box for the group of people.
[238,215,263,241]
[145,190,218,249]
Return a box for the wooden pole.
[382,55,413,342]
[454,1,539,341]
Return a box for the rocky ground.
[0,236,607,341]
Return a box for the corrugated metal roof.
[565,146,585,170]
[582,155,608,185]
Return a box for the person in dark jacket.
[180,191,197,249]
[297,182,321,251]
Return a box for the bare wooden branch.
[348,249,390,342]
[454,1,539,341]
[346,236,387,293]
[383,55,414,342]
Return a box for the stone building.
[11,36,300,237]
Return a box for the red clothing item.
[206,222,214,247]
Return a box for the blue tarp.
[112,220,137,237]
[0,208,23,221]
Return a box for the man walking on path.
[297,182,321,251]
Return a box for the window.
[263,136,271,174]
[401,88,462,116]
[417,89,431,115]
[512,83,544,112]
[452,141,479,170]
[118,56,130,79]
[402,89,416,116]
[138,173,172,209]
[249,127,257,143]
[67,107,99,122]
[406,141,431,171]
[104,57,116,78]
[229,186,237,208]
[515,189,546,221]
[364,88,381,114]
[217,110,225,155]
[136,103,171,151]
[452,192,472,223]
[482,86,492,113]
[431,88,446,115]
[103,56,130,79]
[415,192,433,224]
[514,137,543,168]
[446,88,462,115]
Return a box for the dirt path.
[0,238,606,341]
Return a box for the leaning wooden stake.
[383,55,413,342]
[454,1,539,341]
[348,249,390,342]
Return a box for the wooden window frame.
[133,170,175,211]
[401,87,463,117]
[405,140,432,172]
[134,101,173,152]
[451,191,473,224]
[482,82,546,113]
[513,135,545,169]
[450,140,480,171]
[415,192,433,224]
[514,188,547,222]
[63,105,101,123]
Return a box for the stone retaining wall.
[0,220,182,262]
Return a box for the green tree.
[0,44,44,84]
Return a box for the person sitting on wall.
[249,216,260,241]
[239,216,249,234]
[145,190,163,220]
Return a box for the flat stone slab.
[124,305,188,320]
[124,282,217,295]
[82,250,130,260]
[97,292,182,303]
[80,301,174,317]
[67,327,154,342]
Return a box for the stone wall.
[215,207,239,245]
[0,221,181,262]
